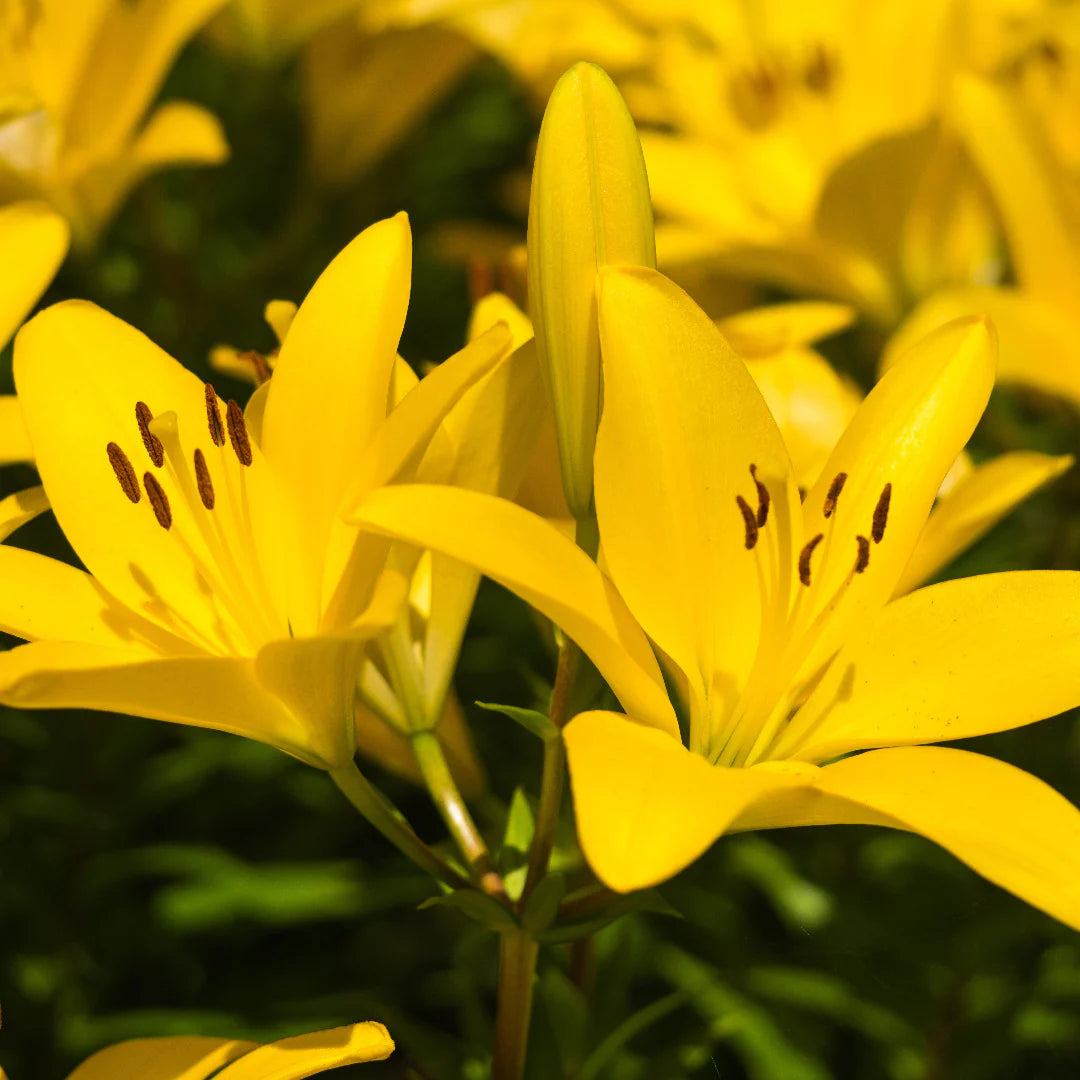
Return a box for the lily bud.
[527,62,656,520]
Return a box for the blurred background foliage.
[3,14,1080,1080]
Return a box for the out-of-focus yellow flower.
[0,213,512,771]
[0,1020,394,1079]
[528,62,655,519]
[0,0,229,242]
[350,269,1080,930]
[892,75,1080,407]
[633,0,998,325]
[0,198,67,348]
[730,300,1072,588]
[303,16,475,187]
[207,0,359,59]
[363,0,649,98]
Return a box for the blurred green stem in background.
[492,928,540,1080]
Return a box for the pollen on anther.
[143,471,172,529]
[240,349,272,385]
[193,448,215,510]
[872,483,891,544]
[226,400,253,466]
[204,383,226,447]
[799,532,824,586]
[106,442,140,503]
[135,401,164,467]
[749,464,770,527]
[855,534,871,573]
[823,471,847,518]
[735,495,759,550]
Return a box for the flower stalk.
[491,929,540,1080]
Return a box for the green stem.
[521,640,577,898]
[491,929,540,1080]
[329,761,469,891]
[412,730,507,901]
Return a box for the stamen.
[798,532,824,586]
[749,464,770,527]
[239,349,272,385]
[135,402,164,467]
[107,442,140,503]
[855,534,871,573]
[823,471,847,518]
[143,471,172,530]
[204,383,226,447]
[804,43,836,94]
[735,495,759,550]
[226,400,253,466]
[872,483,891,544]
[193,448,215,510]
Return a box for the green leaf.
[521,872,566,934]
[476,701,559,742]
[418,889,518,931]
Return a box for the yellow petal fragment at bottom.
[735,746,1080,932]
[564,711,817,892]
[65,1035,256,1080]
[776,571,1080,763]
[217,1021,394,1078]
[897,450,1073,592]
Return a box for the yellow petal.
[797,316,995,675]
[351,485,678,736]
[467,292,533,348]
[527,62,656,517]
[363,322,512,490]
[745,347,863,491]
[0,201,69,349]
[717,302,857,356]
[64,0,228,155]
[565,711,816,891]
[887,286,1080,405]
[0,485,49,542]
[254,571,407,768]
[0,395,34,465]
[304,23,475,185]
[66,1036,255,1080]
[217,1022,394,1078]
[764,747,1080,932]
[595,267,800,740]
[260,214,411,600]
[0,642,322,764]
[14,300,260,650]
[776,571,1080,763]
[952,75,1080,307]
[897,451,1073,593]
[264,300,297,346]
[131,101,229,168]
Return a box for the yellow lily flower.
[0,0,229,242]
[0,1020,393,1079]
[634,1,999,325]
[350,267,1080,929]
[0,212,513,771]
[0,199,68,348]
[729,300,1072,587]
[890,75,1080,407]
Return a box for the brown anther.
[240,349,272,385]
[205,383,226,447]
[107,442,140,503]
[749,464,770,527]
[134,401,165,468]
[804,42,836,94]
[226,400,253,466]
[854,534,871,574]
[735,495,759,550]
[872,483,891,544]
[798,532,824,586]
[467,255,494,305]
[143,471,172,530]
[1039,38,1063,68]
[193,448,215,510]
[823,471,847,518]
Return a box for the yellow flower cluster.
[5,1,1080,1076]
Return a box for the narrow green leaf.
[476,701,559,742]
